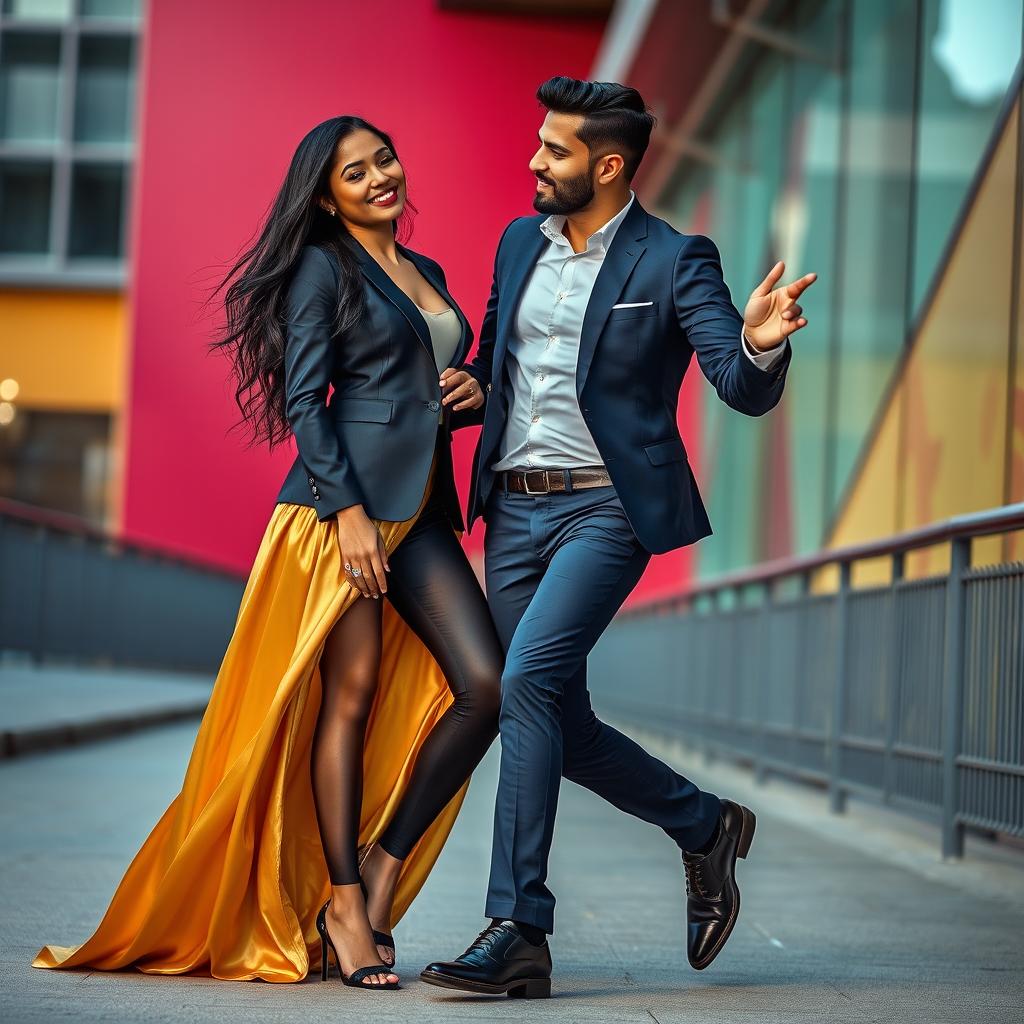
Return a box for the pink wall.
[121,0,605,571]
[121,0,700,605]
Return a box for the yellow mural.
[828,97,1022,580]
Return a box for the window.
[0,1,141,283]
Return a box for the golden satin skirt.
[33,458,468,982]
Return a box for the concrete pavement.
[0,661,211,757]
[2,712,1023,1022]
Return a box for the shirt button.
[548,335,556,343]
[537,373,545,380]
[531,415,540,423]
[308,476,315,484]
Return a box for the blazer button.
[428,399,440,412]
[486,383,492,393]
[308,476,315,484]
[314,495,320,501]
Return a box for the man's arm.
[673,233,789,417]
[448,218,518,431]
[742,329,788,371]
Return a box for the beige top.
[416,303,461,423]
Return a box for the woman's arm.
[282,246,367,519]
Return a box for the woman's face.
[321,128,406,229]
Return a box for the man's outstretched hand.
[742,262,817,352]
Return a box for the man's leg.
[481,485,719,867]
[422,484,754,996]
[483,485,667,933]
[560,666,720,852]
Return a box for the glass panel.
[782,0,843,556]
[80,0,142,19]
[697,97,755,578]
[1,0,72,20]
[0,160,51,253]
[0,409,111,523]
[831,0,918,519]
[68,161,124,257]
[912,0,1023,314]
[74,34,136,143]
[901,100,1017,577]
[1012,96,1024,566]
[0,31,62,142]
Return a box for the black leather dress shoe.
[420,920,552,998]
[683,799,756,970]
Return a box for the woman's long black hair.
[210,116,414,449]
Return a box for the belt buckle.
[523,470,548,495]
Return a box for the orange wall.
[0,291,126,411]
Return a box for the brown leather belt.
[501,466,612,495]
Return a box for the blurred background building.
[2,0,1022,600]
[2,0,1021,896]
[0,0,139,525]
[609,0,1024,586]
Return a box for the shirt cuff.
[741,328,787,370]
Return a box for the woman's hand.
[440,368,484,411]
[334,504,389,598]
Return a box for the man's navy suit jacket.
[453,197,791,555]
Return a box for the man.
[430,76,816,998]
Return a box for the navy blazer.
[275,238,474,528]
[455,197,791,555]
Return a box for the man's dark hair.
[536,76,656,181]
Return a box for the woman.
[33,116,501,989]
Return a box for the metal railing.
[0,498,245,673]
[590,503,1024,858]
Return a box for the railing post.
[829,560,852,814]
[33,525,49,664]
[754,580,771,785]
[941,537,970,859]
[884,552,906,804]
[702,588,719,767]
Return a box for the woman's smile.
[369,187,399,207]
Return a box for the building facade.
[0,0,141,524]
[599,0,1024,580]
[4,0,1021,598]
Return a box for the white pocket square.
[611,301,653,309]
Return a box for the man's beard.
[533,168,595,215]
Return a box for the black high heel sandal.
[315,900,399,989]
[358,845,397,967]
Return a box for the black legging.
[310,469,503,885]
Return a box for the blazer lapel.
[349,237,435,364]
[492,224,549,382]
[576,199,649,395]
[398,243,473,367]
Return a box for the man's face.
[529,111,596,215]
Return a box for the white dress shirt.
[492,191,785,472]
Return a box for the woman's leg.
[311,596,398,985]
[360,496,503,948]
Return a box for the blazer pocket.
[328,396,394,423]
[643,436,687,466]
[607,301,659,321]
